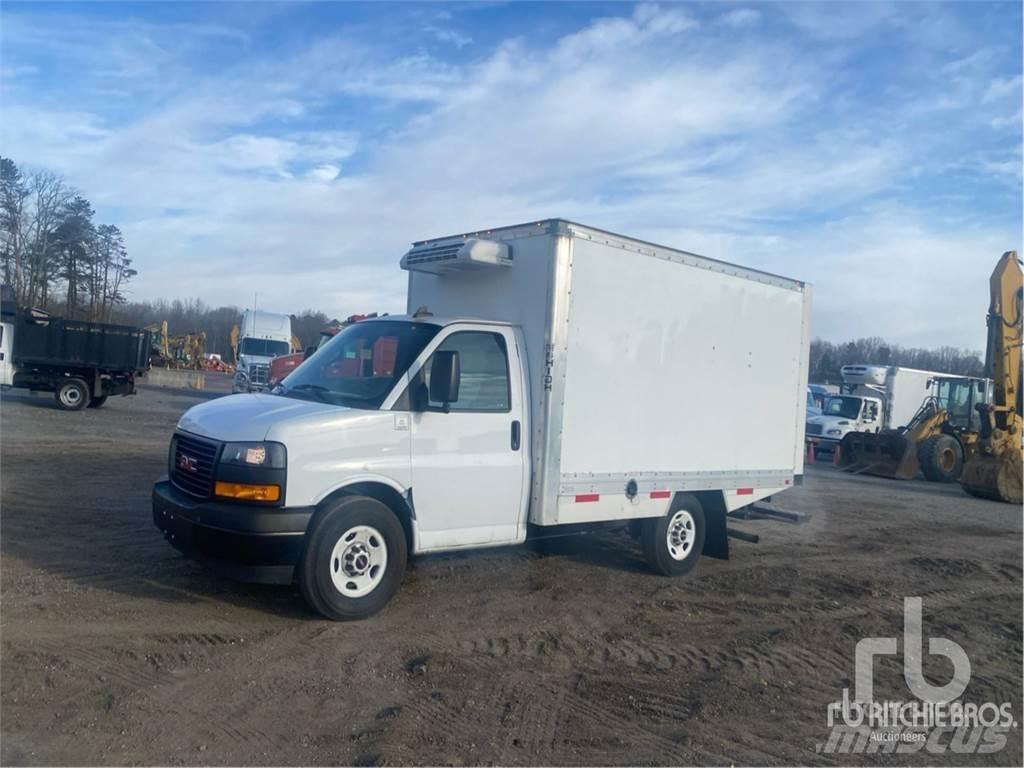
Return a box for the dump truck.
[961,251,1023,504]
[0,301,150,411]
[153,219,811,620]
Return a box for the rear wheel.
[87,395,109,408]
[54,378,90,411]
[918,434,963,482]
[300,495,407,620]
[641,493,706,576]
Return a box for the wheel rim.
[60,386,82,407]
[666,509,696,561]
[329,525,388,598]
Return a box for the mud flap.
[699,491,730,560]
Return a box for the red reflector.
[785,479,791,485]
[575,493,600,503]
[650,490,671,499]
[737,488,754,495]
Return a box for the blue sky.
[1,1,1021,349]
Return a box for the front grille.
[171,432,221,498]
[806,423,823,436]
[249,363,270,387]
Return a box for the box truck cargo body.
[154,220,811,619]
[405,220,811,526]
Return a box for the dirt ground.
[1,387,1021,766]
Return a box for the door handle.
[510,420,521,451]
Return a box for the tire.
[87,395,108,409]
[299,495,407,620]
[918,434,964,483]
[54,378,91,411]
[641,493,707,577]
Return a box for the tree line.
[809,337,984,383]
[0,157,136,322]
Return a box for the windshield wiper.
[287,383,333,403]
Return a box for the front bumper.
[152,478,313,584]
[807,436,841,450]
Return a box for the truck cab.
[232,310,293,393]
[805,394,883,451]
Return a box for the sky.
[1,1,1021,350]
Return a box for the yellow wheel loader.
[839,376,988,482]
[961,251,1023,505]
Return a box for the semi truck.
[0,303,150,410]
[153,220,812,620]
[805,364,957,454]
[231,309,294,393]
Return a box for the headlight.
[220,441,286,468]
[826,429,843,436]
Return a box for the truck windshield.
[279,320,441,409]
[823,396,862,419]
[239,338,290,358]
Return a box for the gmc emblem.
[178,454,198,473]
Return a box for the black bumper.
[152,479,313,584]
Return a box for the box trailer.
[153,220,811,619]
[0,307,151,410]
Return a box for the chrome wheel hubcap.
[329,525,387,598]
[666,509,696,561]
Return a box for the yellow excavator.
[960,251,1023,505]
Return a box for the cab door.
[0,323,13,386]
[407,325,528,551]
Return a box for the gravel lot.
[1,386,1021,766]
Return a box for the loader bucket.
[961,449,1023,505]
[838,431,920,480]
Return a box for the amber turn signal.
[214,481,280,502]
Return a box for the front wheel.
[299,496,407,620]
[641,494,706,576]
[918,434,963,482]
[55,378,91,411]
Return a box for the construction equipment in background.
[961,251,1023,505]
[229,322,240,364]
[144,320,206,370]
[144,320,171,366]
[838,375,989,481]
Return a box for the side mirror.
[428,350,460,408]
[304,345,317,360]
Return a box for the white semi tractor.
[154,220,812,620]
[805,364,957,453]
[232,309,293,393]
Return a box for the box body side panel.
[556,235,808,515]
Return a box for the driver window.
[422,331,510,412]
[864,402,878,421]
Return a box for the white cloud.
[719,8,762,28]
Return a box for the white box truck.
[231,309,294,393]
[154,220,811,619]
[805,364,957,453]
